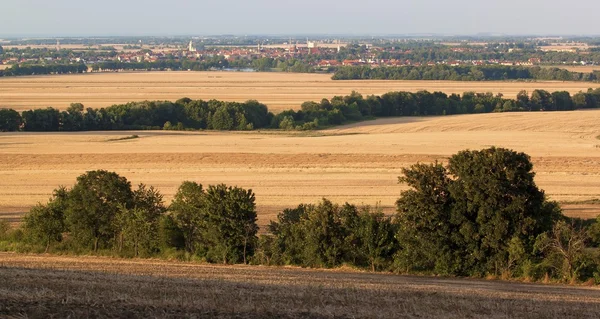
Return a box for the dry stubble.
[1,110,600,227]
[1,72,600,112]
[1,253,599,318]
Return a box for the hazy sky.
[2,0,599,37]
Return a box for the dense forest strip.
[0,59,312,76]
[332,65,600,82]
[1,88,600,132]
[271,88,600,130]
[0,63,88,76]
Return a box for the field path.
[0,253,599,318]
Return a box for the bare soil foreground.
[1,110,600,227]
[1,72,599,112]
[0,253,599,318]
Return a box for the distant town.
[1,36,599,75]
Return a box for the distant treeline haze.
[1,88,600,132]
[333,65,600,82]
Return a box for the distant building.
[188,41,196,52]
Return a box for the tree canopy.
[333,65,600,82]
[396,147,562,276]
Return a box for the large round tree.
[396,147,562,276]
[65,170,134,251]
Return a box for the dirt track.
[0,253,599,318]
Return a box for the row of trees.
[332,65,600,82]
[272,88,600,130]
[8,148,600,283]
[2,89,600,133]
[0,63,88,76]
[90,58,231,72]
[372,43,600,65]
[20,170,258,263]
[90,57,314,73]
[0,98,273,132]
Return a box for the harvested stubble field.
[1,72,600,112]
[548,65,600,73]
[1,110,600,228]
[1,253,599,318]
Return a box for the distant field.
[1,110,599,227]
[540,44,592,52]
[0,65,10,70]
[1,72,599,113]
[1,253,599,318]
[545,65,600,73]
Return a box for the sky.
[1,0,599,37]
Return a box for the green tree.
[265,204,310,265]
[252,57,274,71]
[203,184,258,264]
[516,90,530,110]
[299,199,346,268]
[395,162,456,274]
[210,106,234,130]
[116,207,158,256]
[278,115,295,130]
[65,170,134,251]
[23,188,68,252]
[169,181,206,254]
[115,184,166,255]
[356,206,397,272]
[395,148,562,276]
[21,108,61,131]
[0,109,22,132]
[535,221,589,282]
[447,147,561,275]
[530,89,553,111]
[60,103,85,131]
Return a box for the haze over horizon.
[2,0,599,37]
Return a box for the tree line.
[0,63,88,77]
[0,98,273,132]
[90,58,229,72]
[3,147,600,283]
[271,88,600,130]
[372,43,600,65]
[10,170,257,264]
[90,57,314,73]
[332,65,600,82]
[2,88,600,133]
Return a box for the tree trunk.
[243,237,248,265]
[94,237,99,252]
[119,233,123,252]
[45,238,50,253]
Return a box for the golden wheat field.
[1,253,599,318]
[1,110,599,227]
[1,72,599,112]
[545,65,600,73]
